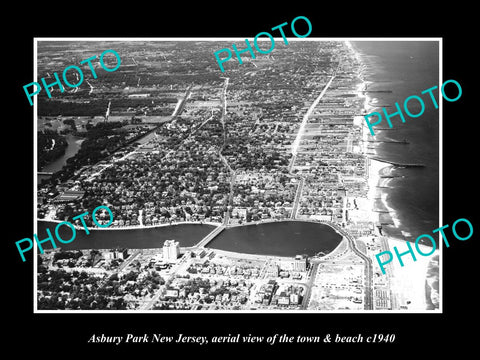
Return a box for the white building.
[163,239,180,262]
[104,249,128,260]
[278,255,307,272]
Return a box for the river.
[38,134,84,183]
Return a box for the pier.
[362,90,392,93]
[380,175,402,178]
[370,157,425,168]
[366,139,409,144]
[38,172,53,176]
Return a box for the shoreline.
[37,218,222,231]
[37,218,346,260]
[352,41,393,235]
[352,41,408,242]
[351,41,438,310]
[37,217,345,236]
[387,237,439,311]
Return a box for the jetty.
[366,139,409,144]
[370,157,425,168]
[362,90,392,93]
[380,175,402,178]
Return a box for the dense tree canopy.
[38,129,68,168]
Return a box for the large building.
[292,256,307,272]
[163,240,180,262]
[52,190,85,204]
[265,262,279,277]
[278,255,308,272]
[104,248,128,260]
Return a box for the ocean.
[352,41,440,244]
[353,41,440,310]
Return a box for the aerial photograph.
[34,39,440,312]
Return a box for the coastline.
[350,40,392,234]
[387,237,439,311]
[351,42,438,310]
[351,40,440,243]
[351,41,406,241]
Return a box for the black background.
[5,4,477,356]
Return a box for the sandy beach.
[364,134,438,311]
[351,41,439,311]
[388,237,439,311]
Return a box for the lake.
[36,220,342,257]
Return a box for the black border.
[6,6,477,355]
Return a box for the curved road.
[333,226,373,310]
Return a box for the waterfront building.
[265,263,279,277]
[163,240,180,262]
[293,255,308,272]
[104,248,128,260]
[279,255,308,272]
